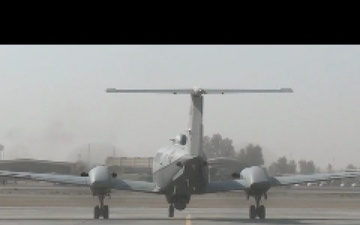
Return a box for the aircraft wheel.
[103,205,109,219]
[257,205,265,219]
[168,204,174,217]
[249,205,256,219]
[94,205,100,219]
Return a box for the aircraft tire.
[103,205,109,219]
[168,204,174,217]
[257,205,265,219]
[94,205,100,219]
[249,205,256,219]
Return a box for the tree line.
[203,133,356,178]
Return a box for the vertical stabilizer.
[188,93,207,160]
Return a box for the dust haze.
[1,45,360,170]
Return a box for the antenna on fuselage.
[106,87,293,159]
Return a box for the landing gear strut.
[249,195,265,219]
[94,195,109,219]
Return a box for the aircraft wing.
[270,172,360,186]
[112,179,160,193]
[204,171,360,192]
[0,170,90,186]
[0,170,160,193]
[205,179,247,193]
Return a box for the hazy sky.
[1,45,359,170]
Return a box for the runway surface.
[0,207,359,225]
[0,184,359,224]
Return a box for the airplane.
[1,86,360,220]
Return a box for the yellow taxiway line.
[185,214,191,225]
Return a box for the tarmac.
[0,183,359,225]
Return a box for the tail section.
[106,87,293,162]
[188,94,206,159]
[183,87,293,160]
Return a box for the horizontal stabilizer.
[106,87,293,95]
[203,88,293,94]
[106,88,193,94]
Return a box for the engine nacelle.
[240,166,271,195]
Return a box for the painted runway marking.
[185,214,191,225]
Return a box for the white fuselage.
[153,144,191,191]
[152,143,208,195]
[87,143,209,197]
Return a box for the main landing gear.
[249,195,266,219]
[94,195,109,219]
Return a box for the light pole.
[88,143,91,167]
[113,146,116,157]
[0,144,4,160]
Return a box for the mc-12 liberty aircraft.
[1,87,359,220]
